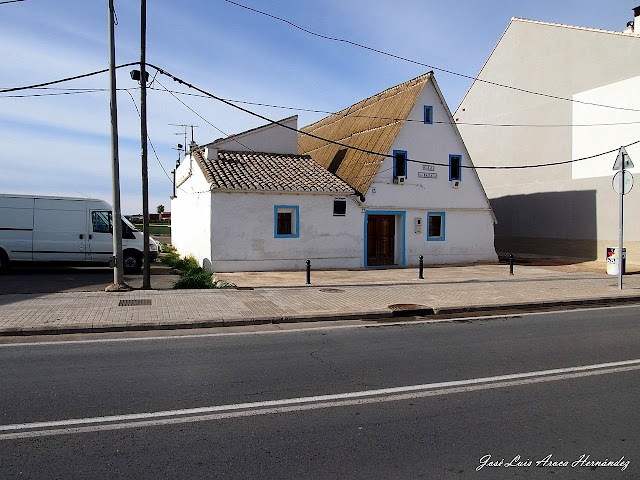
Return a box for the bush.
[161,248,236,289]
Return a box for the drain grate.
[118,299,152,307]
[319,288,345,293]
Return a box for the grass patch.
[133,224,171,235]
[160,246,235,289]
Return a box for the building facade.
[455,11,640,262]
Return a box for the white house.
[172,72,497,271]
[455,8,640,262]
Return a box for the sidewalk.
[1,262,639,336]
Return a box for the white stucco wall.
[208,191,362,271]
[206,116,298,155]
[361,78,498,264]
[170,157,212,265]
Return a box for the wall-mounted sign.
[422,165,435,171]
[418,172,437,179]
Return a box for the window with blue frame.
[427,212,445,241]
[449,155,461,181]
[274,205,299,238]
[424,105,433,124]
[393,150,407,179]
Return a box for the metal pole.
[509,254,514,275]
[419,255,424,279]
[306,260,311,285]
[108,0,125,288]
[140,0,150,289]
[618,161,624,290]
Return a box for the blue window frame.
[427,212,445,241]
[424,105,433,125]
[449,154,461,181]
[274,205,299,238]
[393,150,408,179]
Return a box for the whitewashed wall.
[362,78,498,264]
[170,157,212,265]
[208,191,362,271]
[206,116,298,155]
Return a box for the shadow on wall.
[491,190,597,261]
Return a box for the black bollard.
[306,260,311,285]
[509,254,514,275]
[419,255,424,279]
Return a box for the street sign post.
[613,147,634,290]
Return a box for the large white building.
[456,8,640,262]
[172,73,497,271]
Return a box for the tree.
[157,204,165,214]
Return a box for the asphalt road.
[0,305,638,479]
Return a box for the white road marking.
[1,303,639,348]
[1,358,639,440]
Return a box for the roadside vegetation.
[161,245,236,289]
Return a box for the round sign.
[613,170,634,195]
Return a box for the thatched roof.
[298,73,431,193]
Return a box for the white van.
[0,194,159,273]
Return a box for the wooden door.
[367,215,395,266]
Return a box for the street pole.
[140,0,150,289]
[108,0,125,289]
[618,160,624,290]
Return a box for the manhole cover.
[118,299,152,307]
[388,303,425,311]
[319,288,345,293]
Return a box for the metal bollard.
[306,260,311,285]
[509,254,514,275]
[419,255,424,279]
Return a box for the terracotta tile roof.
[299,73,431,194]
[193,150,354,194]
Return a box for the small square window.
[333,198,346,216]
[427,212,445,241]
[274,205,299,238]
[424,105,433,124]
[449,155,461,181]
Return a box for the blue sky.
[0,0,636,214]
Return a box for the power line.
[0,87,139,99]
[0,62,139,94]
[0,0,27,4]
[224,0,640,114]
[148,86,640,129]
[153,78,257,153]
[146,62,640,171]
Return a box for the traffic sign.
[613,170,634,195]
[612,146,634,170]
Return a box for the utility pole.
[106,0,128,291]
[140,0,150,289]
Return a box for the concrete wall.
[456,19,640,261]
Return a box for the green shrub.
[172,267,215,289]
[162,249,237,289]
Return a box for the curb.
[1,296,639,337]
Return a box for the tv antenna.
[169,124,198,154]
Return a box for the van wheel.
[0,249,9,273]
[123,250,142,274]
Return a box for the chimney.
[625,6,640,33]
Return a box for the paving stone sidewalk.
[1,264,639,335]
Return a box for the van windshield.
[122,217,139,232]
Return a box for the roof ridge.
[302,72,432,132]
[511,17,640,38]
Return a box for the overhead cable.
[146,62,640,170]
[224,0,640,113]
